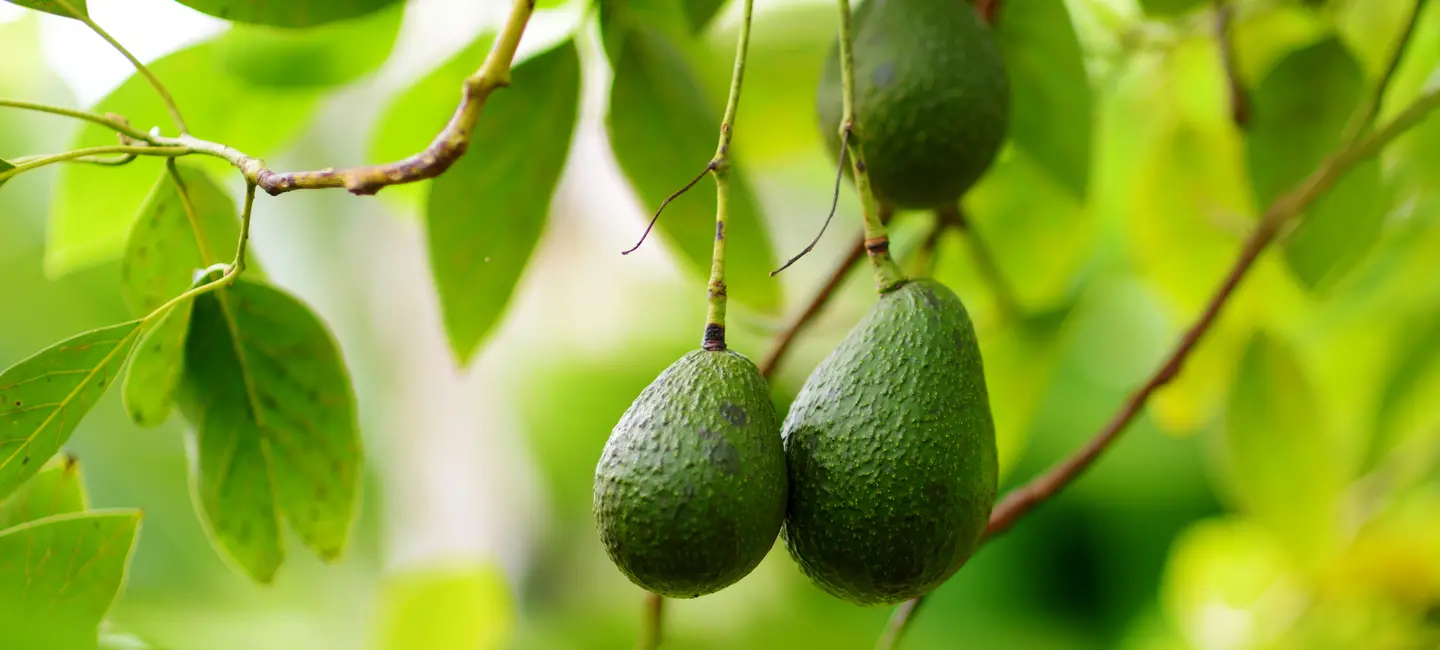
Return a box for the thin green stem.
[140,176,257,325]
[1340,0,1429,144]
[0,144,188,182]
[699,0,755,351]
[877,86,1440,650]
[0,99,153,141]
[51,0,188,133]
[835,0,905,293]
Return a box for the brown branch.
[1212,0,1251,128]
[877,83,1440,650]
[637,592,664,650]
[150,0,537,196]
[976,0,1000,24]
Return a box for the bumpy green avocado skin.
[593,349,787,598]
[782,279,998,604]
[817,0,1010,210]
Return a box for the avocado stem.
[700,0,757,351]
[834,0,908,294]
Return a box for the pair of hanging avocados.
[594,0,1010,605]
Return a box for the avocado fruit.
[782,278,998,604]
[593,349,787,598]
[816,0,1010,210]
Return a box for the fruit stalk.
[834,0,907,293]
[701,0,757,351]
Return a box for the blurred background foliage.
[2,0,1440,648]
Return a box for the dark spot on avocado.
[872,62,895,88]
[720,402,747,426]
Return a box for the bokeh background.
[2,0,1439,648]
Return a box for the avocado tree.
[2,0,1439,648]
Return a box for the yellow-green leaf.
[0,453,86,529]
[0,321,143,502]
[1,0,86,19]
[47,42,318,278]
[375,563,514,650]
[428,40,580,363]
[121,302,193,428]
[213,2,404,88]
[0,511,141,649]
[177,278,361,583]
[173,0,402,28]
[606,23,780,314]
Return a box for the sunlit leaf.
[0,321,143,502]
[172,0,402,28]
[429,40,580,363]
[1138,0,1203,17]
[1222,333,1344,566]
[0,453,85,528]
[1368,309,1440,466]
[177,278,361,583]
[1,0,86,19]
[606,23,780,315]
[121,164,259,317]
[48,42,319,278]
[376,563,514,650]
[996,0,1093,198]
[1245,38,1387,291]
[0,511,141,649]
[214,2,404,88]
[370,33,496,212]
[1160,518,1307,649]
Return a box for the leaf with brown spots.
[0,454,87,529]
[176,278,361,584]
[0,321,143,502]
[0,511,141,648]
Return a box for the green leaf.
[1138,0,1204,17]
[172,0,402,28]
[1,0,87,19]
[0,511,141,649]
[177,278,361,583]
[370,33,496,212]
[428,40,580,363]
[1368,311,1440,465]
[683,0,726,34]
[375,564,514,650]
[0,454,86,529]
[121,164,259,317]
[213,2,403,88]
[0,157,12,189]
[1223,333,1344,565]
[996,0,1093,198]
[606,23,780,314]
[0,322,143,502]
[1245,38,1387,290]
[48,41,319,278]
[121,302,193,428]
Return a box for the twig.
[0,144,188,182]
[637,592,664,650]
[937,204,1021,321]
[758,233,866,379]
[877,84,1440,650]
[771,129,850,276]
[1212,0,1250,128]
[622,162,715,255]
[976,0,1000,24]
[54,0,188,133]
[0,99,152,141]
[1340,0,1429,144]
[875,598,924,650]
[835,0,905,292]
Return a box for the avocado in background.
[816,0,1010,210]
[782,279,999,604]
[593,349,788,598]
